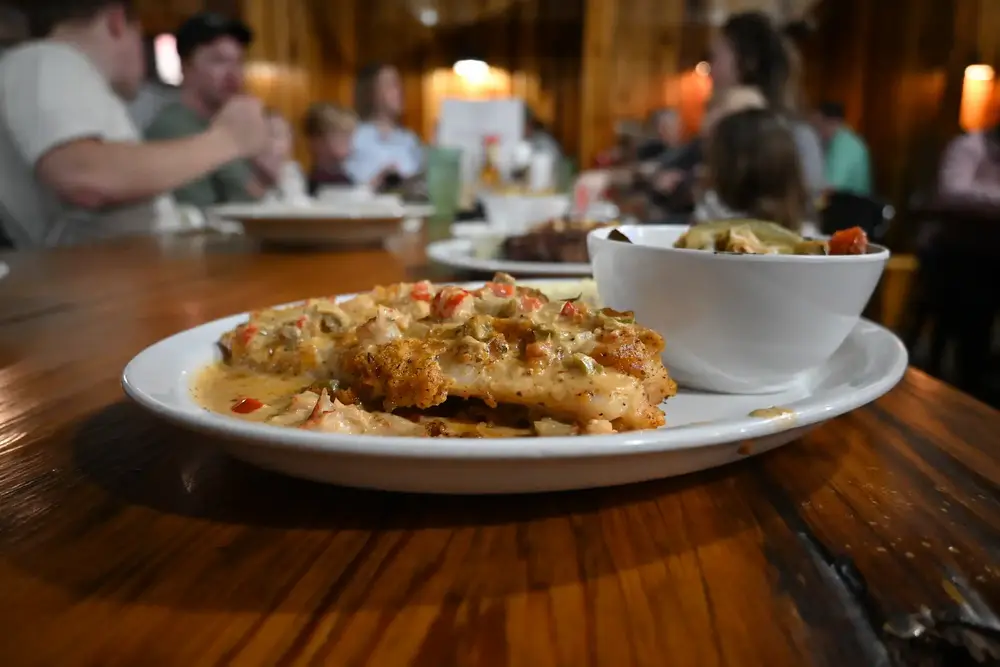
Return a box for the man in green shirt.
[146,13,278,207]
[811,101,873,197]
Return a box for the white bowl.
[481,193,570,235]
[587,224,890,394]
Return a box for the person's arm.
[2,49,263,210]
[938,135,1000,204]
[34,131,244,209]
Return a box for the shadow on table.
[3,400,848,612]
[69,401,846,529]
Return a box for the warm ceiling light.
[695,61,711,77]
[419,8,438,26]
[453,59,489,81]
[960,64,996,131]
[965,64,995,81]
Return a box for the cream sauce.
[193,363,545,438]
[748,406,796,422]
[192,364,313,422]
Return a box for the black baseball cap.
[174,12,253,60]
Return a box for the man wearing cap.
[146,12,275,207]
[0,0,270,249]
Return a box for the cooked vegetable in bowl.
[674,220,869,256]
[587,224,890,394]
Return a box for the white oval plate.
[208,202,409,246]
[427,238,592,276]
[122,281,908,494]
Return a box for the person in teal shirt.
[811,101,872,196]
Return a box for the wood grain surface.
[0,235,998,667]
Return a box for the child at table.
[698,106,811,234]
[303,103,357,195]
[261,109,308,204]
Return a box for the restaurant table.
[1,234,999,667]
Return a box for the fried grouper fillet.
[219,274,676,432]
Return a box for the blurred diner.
[810,101,872,197]
[303,102,357,194]
[938,121,1000,205]
[708,11,825,201]
[345,62,424,191]
[637,107,683,162]
[145,12,277,207]
[698,107,808,232]
[260,108,307,203]
[0,0,268,249]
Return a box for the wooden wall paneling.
[976,0,1000,119]
[874,0,937,204]
[651,0,685,115]
[805,0,972,209]
[580,0,618,168]
[608,0,649,119]
[534,0,585,158]
[309,0,357,107]
[136,0,241,35]
[580,0,685,167]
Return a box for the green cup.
[425,147,463,241]
[556,155,577,193]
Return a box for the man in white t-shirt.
[0,0,270,249]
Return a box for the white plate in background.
[427,238,592,276]
[208,202,407,246]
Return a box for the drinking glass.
[425,147,463,242]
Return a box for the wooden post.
[580,0,617,170]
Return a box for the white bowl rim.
[589,224,890,264]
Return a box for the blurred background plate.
[426,237,592,276]
[208,203,409,246]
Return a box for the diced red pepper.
[520,295,544,313]
[829,227,869,255]
[295,315,308,328]
[232,397,264,414]
[485,281,515,298]
[238,324,258,345]
[560,301,579,317]
[411,281,433,301]
[432,287,471,318]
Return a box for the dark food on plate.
[674,220,870,255]
[501,217,617,263]
[196,274,676,438]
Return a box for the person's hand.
[252,141,285,184]
[369,163,400,190]
[211,96,268,158]
[654,169,685,193]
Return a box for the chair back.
[820,191,894,242]
[0,199,16,250]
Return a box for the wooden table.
[1,235,999,667]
